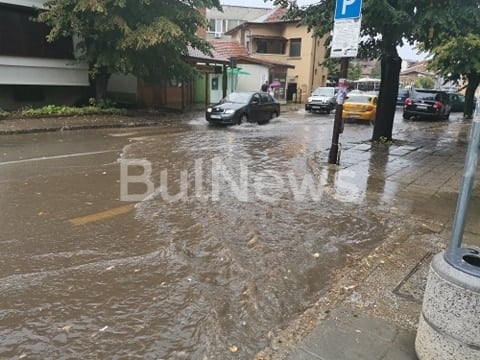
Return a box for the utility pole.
[328,57,349,164]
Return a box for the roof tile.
[209,40,249,58]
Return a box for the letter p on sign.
[342,0,355,14]
[335,0,362,20]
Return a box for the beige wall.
[232,22,329,101]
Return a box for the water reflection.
[366,143,391,206]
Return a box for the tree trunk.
[372,54,402,141]
[93,67,111,103]
[464,73,480,119]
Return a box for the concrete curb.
[0,120,165,135]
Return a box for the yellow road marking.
[69,204,135,226]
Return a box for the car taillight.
[433,101,443,109]
[366,105,374,111]
[405,98,412,105]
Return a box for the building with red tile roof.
[223,7,330,101]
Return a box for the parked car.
[447,92,477,112]
[206,91,280,125]
[342,94,377,124]
[448,92,465,112]
[305,87,338,114]
[396,89,410,106]
[403,89,451,121]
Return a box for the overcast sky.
[220,0,425,60]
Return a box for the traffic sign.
[331,18,361,58]
[335,0,362,20]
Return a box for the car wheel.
[403,113,411,120]
[239,114,248,124]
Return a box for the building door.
[286,83,297,101]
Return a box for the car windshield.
[223,92,251,104]
[348,90,363,95]
[312,88,334,96]
[346,95,372,103]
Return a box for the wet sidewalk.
[0,111,195,135]
[255,115,480,359]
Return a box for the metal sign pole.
[328,59,349,164]
[449,117,480,249]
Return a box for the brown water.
[0,114,393,358]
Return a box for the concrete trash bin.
[415,248,480,359]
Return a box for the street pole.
[328,57,349,164]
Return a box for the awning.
[227,68,251,75]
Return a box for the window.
[226,19,243,32]
[260,93,276,103]
[207,19,215,32]
[0,5,73,59]
[256,39,267,54]
[206,18,224,34]
[290,38,302,57]
[254,38,286,54]
[211,77,218,90]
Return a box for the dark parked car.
[448,92,465,112]
[396,88,410,106]
[448,92,477,112]
[206,91,280,125]
[403,89,452,121]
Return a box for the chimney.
[196,7,207,39]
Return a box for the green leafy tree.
[370,61,381,78]
[323,58,362,81]
[38,0,221,101]
[323,58,340,83]
[426,35,480,118]
[348,62,362,80]
[274,0,418,141]
[413,76,435,89]
[414,2,480,118]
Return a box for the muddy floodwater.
[0,113,397,358]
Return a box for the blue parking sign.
[335,0,362,20]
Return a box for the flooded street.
[0,110,462,358]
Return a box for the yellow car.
[342,94,377,123]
